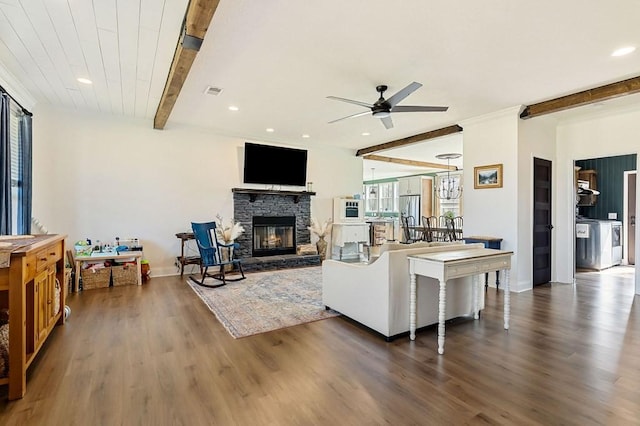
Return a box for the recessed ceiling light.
[266,128,275,132]
[361,132,370,136]
[228,106,239,111]
[77,77,92,85]
[611,46,636,57]
[302,134,310,138]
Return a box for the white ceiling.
[1,0,639,180]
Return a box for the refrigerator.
[399,195,421,220]
[400,195,421,242]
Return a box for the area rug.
[186,266,339,338]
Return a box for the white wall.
[462,107,524,291]
[517,116,558,286]
[556,108,640,294]
[32,105,363,276]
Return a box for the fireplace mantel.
[231,188,316,203]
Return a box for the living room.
[1,1,640,423]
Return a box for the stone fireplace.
[232,188,319,270]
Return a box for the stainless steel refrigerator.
[398,195,422,241]
[399,194,421,242]
[399,195,421,223]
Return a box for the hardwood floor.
[0,267,638,425]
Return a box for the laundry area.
[575,154,637,273]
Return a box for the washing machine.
[576,219,623,270]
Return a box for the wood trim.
[153,0,221,129]
[520,76,640,119]
[363,154,456,170]
[231,188,316,203]
[356,125,463,156]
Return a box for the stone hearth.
[232,188,320,271]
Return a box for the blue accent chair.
[190,221,245,288]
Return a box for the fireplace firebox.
[252,216,296,257]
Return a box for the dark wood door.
[628,173,636,265]
[533,158,552,285]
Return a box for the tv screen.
[243,143,308,186]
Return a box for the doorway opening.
[573,154,637,280]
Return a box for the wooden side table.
[176,232,201,277]
[463,236,503,290]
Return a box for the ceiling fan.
[327,82,448,129]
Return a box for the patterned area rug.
[186,266,339,338]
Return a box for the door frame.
[623,170,636,264]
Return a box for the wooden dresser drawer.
[35,242,62,271]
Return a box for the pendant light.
[369,168,377,195]
[435,153,462,200]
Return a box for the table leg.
[503,269,510,330]
[438,279,446,354]
[473,274,479,320]
[136,259,142,286]
[75,260,81,291]
[409,273,417,340]
[495,270,500,289]
[484,272,489,291]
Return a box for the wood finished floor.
[0,267,639,425]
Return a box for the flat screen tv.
[243,142,308,186]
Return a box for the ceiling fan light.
[372,110,390,119]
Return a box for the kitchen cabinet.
[398,176,423,196]
[577,169,598,206]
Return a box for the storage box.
[111,264,137,286]
[74,244,92,257]
[81,267,111,290]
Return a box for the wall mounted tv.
[243,142,308,187]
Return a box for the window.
[434,172,463,217]
[10,102,20,233]
[364,181,398,215]
[378,182,397,213]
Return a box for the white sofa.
[322,241,486,340]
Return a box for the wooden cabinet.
[0,234,66,400]
[398,176,423,196]
[577,169,598,206]
[34,266,57,347]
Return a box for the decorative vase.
[316,235,328,261]
[222,245,235,272]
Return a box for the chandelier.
[435,153,462,200]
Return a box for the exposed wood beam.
[520,75,640,119]
[356,124,463,156]
[153,0,221,129]
[363,154,457,171]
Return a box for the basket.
[111,264,138,286]
[81,267,111,290]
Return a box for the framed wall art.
[474,164,503,189]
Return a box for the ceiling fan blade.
[381,116,394,129]
[391,105,449,113]
[326,96,373,108]
[328,110,371,124]
[385,82,422,107]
